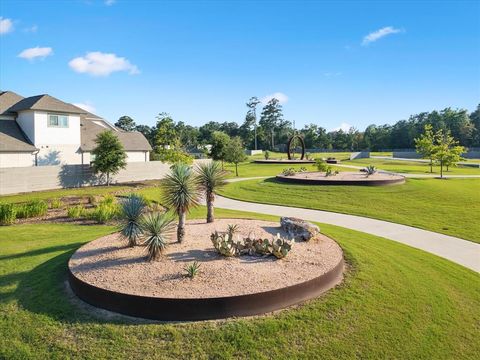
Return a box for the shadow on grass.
[0,243,84,261]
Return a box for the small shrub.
[67,205,86,218]
[264,150,270,160]
[314,159,328,172]
[16,200,48,218]
[184,261,201,279]
[88,202,120,223]
[142,212,175,261]
[100,194,116,206]
[50,198,63,209]
[305,152,311,160]
[282,168,296,176]
[298,167,307,172]
[0,203,16,225]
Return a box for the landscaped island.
[276,171,405,186]
[68,218,344,320]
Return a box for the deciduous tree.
[91,131,127,185]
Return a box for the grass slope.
[0,208,479,359]
[219,178,480,243]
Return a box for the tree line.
[114,100,480,152]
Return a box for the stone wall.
[0,161,175,195]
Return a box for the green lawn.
[219,177,480,243]
[1,207,479,359]
[344,158,480,175]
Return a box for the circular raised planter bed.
[254,159,315,164]
[276,171,405,186]
[68,219,344,321]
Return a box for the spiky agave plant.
[365,165,377,177]
[119,194,146,247]
[161,163,200,242]
[196,161,227,223]
[142,212,175,261]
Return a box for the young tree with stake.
[91,131,127,185]
[224,137,247,177]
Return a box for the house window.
[48,114,69,128]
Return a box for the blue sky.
[1,0,479,131]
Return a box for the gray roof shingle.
[0,120,37,152]
[0,91,25,116]
[8,94,87,114]
[80,117,152,151]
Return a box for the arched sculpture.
[287,135,306,160]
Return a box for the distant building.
[0,91,151,168]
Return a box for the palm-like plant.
[119,194,146,247]
[196,161,228,223]
[161,163,200,242]
[142,212,175,261]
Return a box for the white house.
[0,91,152,168]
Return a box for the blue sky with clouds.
[1,0,479,131]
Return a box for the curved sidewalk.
[215,191,480,273]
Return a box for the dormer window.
[48,114,69,128]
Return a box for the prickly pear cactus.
[271,235,293,259]
[254,238,271,255]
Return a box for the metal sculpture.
[287,134,306,160]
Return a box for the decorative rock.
[280,217,320,241]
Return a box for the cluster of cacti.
[271,235,293,259]
[211,225,293,259]
[211,231,239,257]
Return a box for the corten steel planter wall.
[275,174,406,186]
[68,259,344,321]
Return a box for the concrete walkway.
[217,178,480,272]
[335,163,480,178]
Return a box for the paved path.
[335,164,480,178]
[218,178,480,272]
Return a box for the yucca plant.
[365,165,377,177]
[196,161,227,223]
[142,212,175,261]
[119,194,146,247]
[161,163,200,242]
[184,261,201,279]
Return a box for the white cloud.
[0,17,13,35]
[68,51,140,76]
[73,102,96,113]
[18,47,53,60]
[330,123,352,132]
[261,92,288,105]
[362,26,403,46]
[105,0,116,5]
[23,25,38,33]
